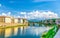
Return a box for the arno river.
[0,25,51,38]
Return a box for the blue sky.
[0,0,60,19]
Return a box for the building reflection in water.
[0,28,5,38]
[0,26,27,38]
[0,26,50,38]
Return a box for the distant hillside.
[28,18,58,22]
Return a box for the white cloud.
[1,12,11,16]
[7,12,11,16]
[18,10,59,19]
[0,4,2,7]
[17,16,20,18]
[33,0,56,2]
[0,10,59,20]
[9,1,15,3]
[1,13,7,16]
[20,12,26,14]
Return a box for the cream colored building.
[18,18,24,23]
[0,16,28,26]
[13,18,28,24]
[0,16,11,23]
[14,18,18,23]
[18,18,28,23]
[14,18,27,23]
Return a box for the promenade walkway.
[54,29,60,38]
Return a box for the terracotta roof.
[0,16,11,18]
[18,18,27,20]
[0,16,27,20]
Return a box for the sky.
[0,0,60,19]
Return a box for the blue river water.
[6,26,50,38]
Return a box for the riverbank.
[41,25,59,38]
[0,23,28,29]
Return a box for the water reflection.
[25,26,49,36]
[0,26,50,38]
[0,29,5,38]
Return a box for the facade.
[0,16,11,23]
[14,18,18,23]
[5,17,11,23]
[18,18,23,23]
[0,16,28,26]
[14,18,28,24]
